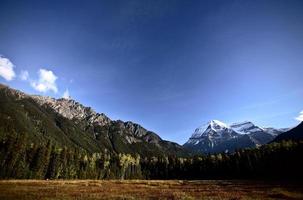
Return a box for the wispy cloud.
[0,56,16,81]
[62,88,70,99]
[31,69,58,93]
[295,110,303,121]
[19,70,29,81]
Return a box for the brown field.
[0,180,302,200]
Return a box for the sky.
[0,0,303,144]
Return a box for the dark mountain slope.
[0,84,188,157]
[273,122,303,142]
[0,84,107,152]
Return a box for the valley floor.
[0,180,302,200]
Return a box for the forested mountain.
[0,84,187,157]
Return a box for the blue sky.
[0,0,302,144]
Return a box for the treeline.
[141,140,303,180]
[1,132,303,180]
[0,132,142,179]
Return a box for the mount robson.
[0,83,303,180]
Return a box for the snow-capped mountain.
[184,120,287,153]
[186,120,238,145]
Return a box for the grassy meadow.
[0,180,302,200]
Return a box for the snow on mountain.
[186,120,238,145]
[184,120,288,153]
[230,121,264,134]
[191,120,229,138]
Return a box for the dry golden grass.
[0,180,302,200]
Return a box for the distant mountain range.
[0,84,188,157]
[183,120,290,153]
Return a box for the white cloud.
[0,56,16,81]
[295,110,303,121]
[20,70,29,81]
[31,69,58,93]
[62,89,70,99]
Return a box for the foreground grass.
[0,180,302,200]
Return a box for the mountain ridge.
[0,84,188,157]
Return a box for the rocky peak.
[124,121,148,137]
[0,83,27,99]
[31,95,111,127]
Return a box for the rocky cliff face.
[31,96,111,127]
